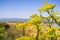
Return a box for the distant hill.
[0,18,30,22]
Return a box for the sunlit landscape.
[0,0,60,40]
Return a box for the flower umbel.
[38,4,56,12]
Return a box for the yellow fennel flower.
[38,4,56,12]
[16,23,27,29]
[30,14,38,19]
[52,27,58,31]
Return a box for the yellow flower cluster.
[54,16,60,19]
[28,17,41,24]
[52,27,58,31]
[30,14,38,19]
[52,11,59,15]
[43,28,52,35]
[16,16,41,29]
[43,27,58,37]
[16,23,27,29]
[47,27,58,32]
[38,4,56,12]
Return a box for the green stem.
[47,19,51,28]
[47,11,60,26]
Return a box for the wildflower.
[16,23,27,29]
[30,14,38,19]
[52,27,58,31]
[38,4,56,12]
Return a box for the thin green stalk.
[47,11,60,26]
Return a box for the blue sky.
[0,0,60,19]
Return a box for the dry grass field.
[6,22,36,38]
